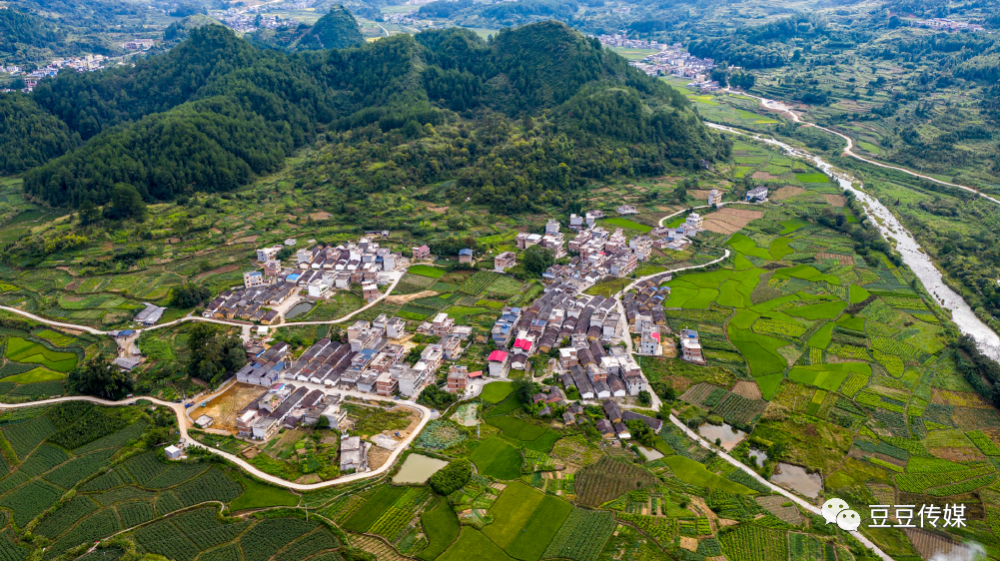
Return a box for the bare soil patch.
[200,382,268,433]
[690,190,713,200]
[755,495,803,525]
[386,290,438,304]
[772,186,805,201]
[816,253,854,265]
[680,538,698,552]
[822,194,847,207]
[731,380,762,400]
[903,528,973,561]
[702,207,764,235]
[929,447,985,462]
[751,171,780,181]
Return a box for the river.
[705,117,1000,362]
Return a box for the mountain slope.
[296,5,364,50]
[15,22,725,214]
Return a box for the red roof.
[468,371,483,378]
[417,245,429,251]
[488,350,508,362]
[514,339,533,351]
[651,332,660,342]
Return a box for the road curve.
[669,414,894,561]
[730,89,1000,206]
[0,306,109,335]
[0,392,432,491]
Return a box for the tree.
[187,323,247,387]
[170,284,211,308]
[78,200,100,225]
[69,354,132,399]
[416,384,457,409]
[314,415,331,429]
[522,245,554,277]
[429,458,472,495]
[103,183,147,222]
[514,378,536,404]
[638,390,651,406]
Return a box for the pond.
[635,444,664,461]
[392,454,449,485]
[770,462,823,498]
[747,448,768,468]
[285,301,314,320]
[697,422,747,451]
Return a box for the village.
[151,198,728,477]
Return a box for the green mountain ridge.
[247,5,364,52]
[11,21,725,213]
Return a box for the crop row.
[720,524,789,561]
[34,496,99,539]
[175,468,242,507]
[458,271,498,296]
[44,509,121,561]
[239,518,319,561]
[543,509,616,561]
[927,473,998,496]
[367,507,412,541]
[2,416,57,460]
[895,464,996,493]
[967,431,1000,456]
[45,449,116,489]
[124,452,167,485]
[19,444,70,476]
[273,529,340,561]
[617,512,674,544]
[117,501,155,528]
[134,519,200,561]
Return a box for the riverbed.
[706,118,1000,362]
[392,454,448,484]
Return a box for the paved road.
[731,89,1000,206]
[0,306,109,335]
[0,388,432,491]
[668,414,894,561]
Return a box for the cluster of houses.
[203,283,295,324]
[629,44,716,80]
[221,13,291,32]
[594,33,674,51]
[516,219,568,258]
[252,238,402,302]
[625,279,673,357]
[121,39,156,51]
[912,18,984,32]
[238,312,474,401]
[596,399,663,440]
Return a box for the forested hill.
[247,5,364,52]
[12,21,725,214]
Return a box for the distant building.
[164,445,183,460]
[412,245,431,260]
[244,271,265,289]
[257,246,282,262]
[685,212,703,230]
[340,436,369,472]
[680,329,706,365]
[746,186,769,202]
[494,252,516,273]
[708,189,722,206]
[134,303,166,326]
[458,248,474,264]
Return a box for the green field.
[663,456,755,494]
[787,301,846,320]
[418,500,461,561]
[787,363,870,391]
[408,265,447,279]
[2,367,64,384]
[438,527,515,561]
[601,217,653,233]
[481,382,515,404]
[483,482,573,561]
[469,437,522,479]
[4,338,78,372]
[229,474,300,510]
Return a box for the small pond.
[747,448,768,468]
[635,445,664,461]
[285,301,315,320]
[697,422,747,451]
[770,462,823,498]
[392,454,449,484]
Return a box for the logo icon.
[837,509,862,531]
[822,498,861,531]
[822,498,849,525]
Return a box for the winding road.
[730,90,1000,206]
[0,387,432,491]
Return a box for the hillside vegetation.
[11,21,725,213]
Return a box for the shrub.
[429,459,472,496]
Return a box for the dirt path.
[385,290,437,304]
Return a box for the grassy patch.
[438,527,515,561]
[481,382,515,404]
[787,301,847,320]
[849,284,871,304]
[600,217,653,233]
[469,437,522,480]
[409,265,447,279]
[795,173,829,183]
[230,474,300,511]
[341,485,409,532]
[418,500,461,561]
[2,367,64,384]
[663,456,755,494]
[787,363,870,392]
[807,322,834,349]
